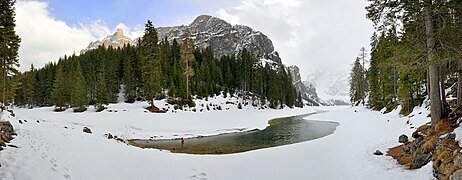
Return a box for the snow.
[453,118,462,147]
[0,101,435,180]
[305,70,350,104]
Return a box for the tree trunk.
[424,2,442,127]
[458,59,462,106]
[440,65,449,118]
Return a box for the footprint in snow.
[189,169,207,180]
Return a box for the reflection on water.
[128,112,339,154]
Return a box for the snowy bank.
[0,104,435,180]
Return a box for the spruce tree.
[123,57,135,103]
[0,0,20,108]
[24,64,36,108]
[350,57,366,105]
[71,62,88,112]
[140,20,162,110]
[51,65,67,111]
[95,72,108,112]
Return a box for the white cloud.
[216,0,374,78]
[15,1,144,71]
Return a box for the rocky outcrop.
[0,121,15,150]
[388,119,462,179]
[81,28,134,54]
[156,15,283,68]
[287,65,322,106]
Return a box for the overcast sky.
[15,0,374,78]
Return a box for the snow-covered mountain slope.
[305,70,350,105]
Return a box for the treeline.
[350,1,462,126]
[14,21,302,112]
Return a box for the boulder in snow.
[83,127,92,134]
[373,150,383,155]
[399,134,409,143]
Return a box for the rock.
[0,121,15,146]
[105,133,113,139]
[446,133,456,140]
[412,131,423,139]
[288,65,322,105]
[402,145,410,153]
[373,150,383,155]
[83,127,92,134]
[450,169,462,180]
[399,134,409,143]
[454,155,462,165]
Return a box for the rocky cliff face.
[156,15,282,68]
[288,65,323,106]
[81,28,134,54]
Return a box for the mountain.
[288,65,323,106]
[81,28,134,54]
[156,15,282,68]
[305,70,350,105]
[81,15,321,105]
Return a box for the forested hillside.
[13,21,302,112]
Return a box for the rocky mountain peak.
[81,28,134,54]
[156,15,281,68]
[114,28,124,37]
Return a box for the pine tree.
[23,64,36,108]
[350,57,366,105]
[123,57,135,103]
[95,72,108,112]
[71,62,88,112]
[140,20,162,110]
[0,0,21,108]
[51,65,67,111]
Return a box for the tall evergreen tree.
[350,57,366,105]
[51,65,67,111]
[71,62,88,112]
[95,72,108,112]
[0,0,20,108]
[140,20,162,110]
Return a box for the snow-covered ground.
[0,101,435,180]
